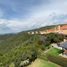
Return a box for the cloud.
[0,19,40,34]
[0,0,67,34]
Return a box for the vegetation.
[46,33,64,43]
[0,32,65,67]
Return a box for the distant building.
[41,25,67,35]
[28,32,31,34]
[31,32,35,34]
[39,31,47,34]
[27,25,67,35]
[35,31,38,34]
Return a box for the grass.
[47,47,61,56]
[28,58,61,67]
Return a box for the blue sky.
[0,0,67,34]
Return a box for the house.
[27,25,67,35]
[60,25,67,30]
[60,42,67,55]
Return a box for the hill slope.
[0,24,66,67]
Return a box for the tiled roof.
[47,29,55,32]
[60,25,67,30]
[60,42,67,49]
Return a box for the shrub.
[46,33,64,43]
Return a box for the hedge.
[47,54,67,67]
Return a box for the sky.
[0,0,67,34]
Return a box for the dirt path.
[27,59,40,67]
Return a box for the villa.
[60,42,67,55]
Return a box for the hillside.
[28,24,67,32]
[0,32,42,67]
[0,24,67,67]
